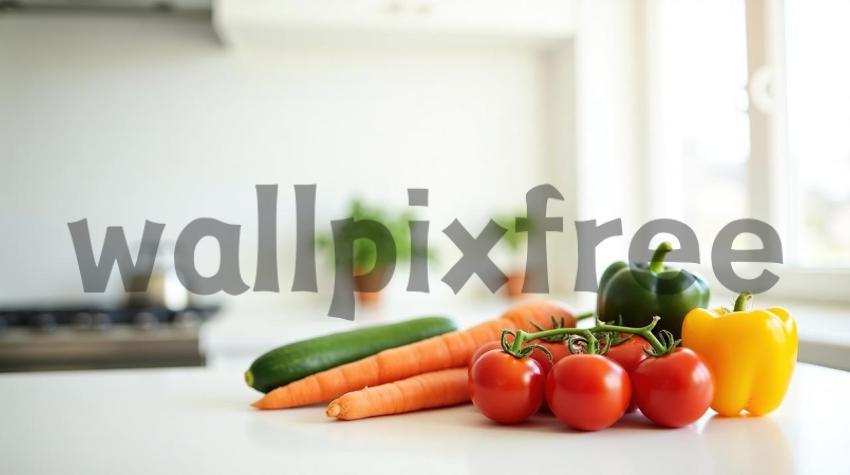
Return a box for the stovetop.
[0,304,221,372]
[0,304,219,332]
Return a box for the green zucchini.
[244,316,457,393]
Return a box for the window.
[646,0,750,259]
[646,0,850,301]
[784,0,850,267]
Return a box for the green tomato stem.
[510,328,600,354]
[575,310,595,321]
[508,332,525,354]
[590,317,666,354]
[514,316,664,355]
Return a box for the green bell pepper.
[596,241,709,339]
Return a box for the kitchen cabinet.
[215,0,577,47]
[1,363,847,473]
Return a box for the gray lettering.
[328,218,397,320]
[574,219,623,291]
[442,219,507,293]
[254,184,279,292]
[174,218,249,295]
[517,184,564,292]
[291,184,318,292]
[68,219,164,292]
[712,219,782,293]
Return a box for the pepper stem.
[734,292,753,312]
[649,241,674,273]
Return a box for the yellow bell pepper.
[682,292,797,417]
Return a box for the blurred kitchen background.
[2,0,849,371]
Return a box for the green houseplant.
[493,213,534,299]
[317,199,427,305]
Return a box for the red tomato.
[546,354,631,431]
[606,336,649,373]
[469,350,546,424]
[606,336,649,412]
[469,339,554,376]
[469,341,503,369]
[528,347,554,375]
[632,348,714,428]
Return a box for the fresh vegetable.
[632,347,714,428]
[245,316,457,393]
[500,316,668,430]
[597,241,709,339]
[468,340,556,416]
[546,354,631,431]
[469,341,504,369]
[468,316,574,377]
[531,341,568,412]
[604,334,649,412]
[682,292,797,417]
[469,340,563,378]
[251,300,575,409]
[469,349,546,424]
[468,340,557,378]
[529,316,575,366]
[326,368,469,421]
[499,315,713,430]
[605,334,649,373]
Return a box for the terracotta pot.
[353,265,386,306]
[505,271,525,299]
[355,289,382,306]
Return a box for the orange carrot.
[252,300,574,410]
[326,368,469,420]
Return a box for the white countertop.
[1,363,848,474]
[200,295,850,370]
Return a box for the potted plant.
[494,213,533,299]
[318,199,426,306]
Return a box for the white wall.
[0,10,558,307]
[572,0,647,267]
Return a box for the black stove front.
[0,305,220,372]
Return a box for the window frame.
[637,0,850,304]
[744,0,850,303]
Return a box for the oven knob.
[174,310,200,328]
[92,312,112,331]
[71,312,94,329]
[133,312,159,330]
[33,313,57,332]
[2,312,21,326]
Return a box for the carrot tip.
[250,400,264,410]
[326,401,341,418]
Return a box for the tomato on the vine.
[606,335,649,373]
[469,340,556,376]
[469,349,546,424]
[528,348,553,375]
[632,347,714,428]
[546,354,631,431]
[605,335,649,412]
[469,341,503,369]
